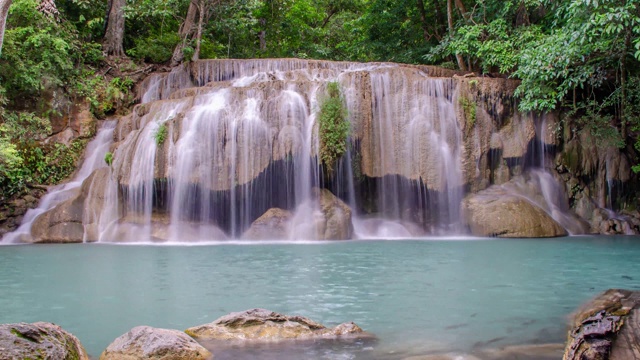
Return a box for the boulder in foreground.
[0,322,89,360]
[564,289,640,360]
[100,326,211,360]
[185,308,368,341]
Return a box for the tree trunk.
[454,0,469,20]
[447,0,466,70]
[171,0,198,66]
[620,29,631,140]
[192,0,205,61]
[258,18,266,51]
[103,0,125,57]
[416,0,432,42]
[433,0,442,39]
[0,0,12,57]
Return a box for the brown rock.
[463,190,567,238]
[564,289,640,360]
[243,208,292,239]
[313,188,354,240]
[185,308,367,341]
[100,326,211,360]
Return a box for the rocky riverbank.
[2,294,638,359]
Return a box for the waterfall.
[1,120,116,244]
[83,60,469,242]
[7,59,594,243]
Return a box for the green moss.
[459,96,477,131]
[318,82,350,175]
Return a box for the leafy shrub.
[104,151,113,166]
[127,32,180,63]
[318,82,350,174]
[154,123,168,145]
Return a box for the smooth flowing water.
[1,237,639,359]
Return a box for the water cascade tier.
[7,58,633,243]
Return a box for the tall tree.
[447,0,466,70]
[171,0,198,66]
[103,0,125,56]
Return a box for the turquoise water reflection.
[1,237,640,358]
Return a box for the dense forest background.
[0,0,639,203]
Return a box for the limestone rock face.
[243,208,292,240]
[313,188,354,240]
[463,190,567,238]
[100,326,211,360]
[30,194,85,243]
[185,308,366,341]
[29,168,110,243]
[564,289,640,360]
[0,322,89,360]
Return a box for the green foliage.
[104,151,113,166]
[128,32,180,63]
[0,139,88,198]
[154,123,168,145]
[75,75,135,118]
[318,82,350,174]
[459,96,476,131]
[0,0,84,99]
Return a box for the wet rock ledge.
[564,289,640,360]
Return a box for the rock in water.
[564,289,640,360]
[185,308,367,341]
[462,191,567,238]
[0,322,89,360]
[313,188,354,240]
[100,326,211,360]
[242,208,292,240]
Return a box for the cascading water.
[82,60,469,242]
[1,120,116,243]
[6,59,593,243]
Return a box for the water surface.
[1,236,639,358]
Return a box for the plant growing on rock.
[154,123,168,145]
[104,151,113,166]
[318,81,349,175]
[459,96,476,131]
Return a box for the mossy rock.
[0,322,89,360]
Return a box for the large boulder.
[185,308,367,341]
[30,193,85,243]
[564,289,640,360]
[0,322,89,360]
[463,190,567,238]
[242,208,292,240]
[100,326,211,360]
[313,188,354,240]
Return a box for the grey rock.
[100,326,211,360]
[0,322,89,360]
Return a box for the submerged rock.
[185,308,368,341]
[0,322,89,360]
[243,208,292,240]
[463,191,567,238]
[100,326,211,360]
[564,289,640,360]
